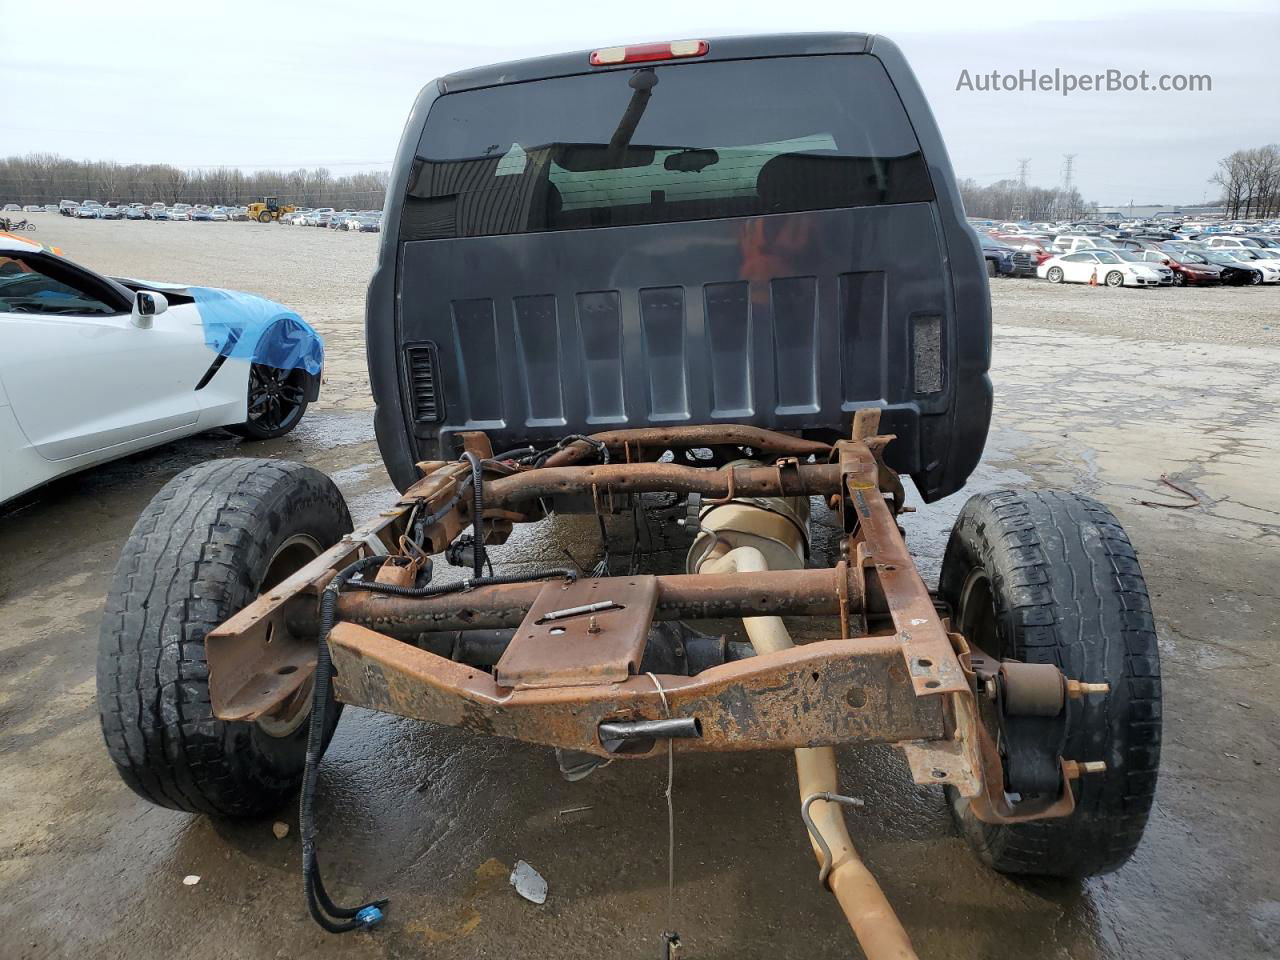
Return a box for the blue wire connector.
[355,905,385,928]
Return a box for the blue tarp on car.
[188,286,324,376]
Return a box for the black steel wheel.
[229,363,310,440]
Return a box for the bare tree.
[0,152,392,210]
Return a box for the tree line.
[1211,145,1280,220]
[955,178,1093,222]
[0,153,390,209]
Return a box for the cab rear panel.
[367,33,991,501]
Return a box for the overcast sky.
[3,0,1276,205]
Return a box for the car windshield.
[410,55,932,237]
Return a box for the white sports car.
[0,234,323,506]
[1037,249,1168,287]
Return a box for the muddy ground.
[2,215,1278,959]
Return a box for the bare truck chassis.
[203,416,1113,957]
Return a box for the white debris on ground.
[510,860,548,904]
[182,875,200,886]
[272,822,289,839]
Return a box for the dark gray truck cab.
[366,33,991,501]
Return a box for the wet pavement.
[2,325,1278,960]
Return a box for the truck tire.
[938,490,1161,877]
[258,211,272,223]
[97,458,352,817]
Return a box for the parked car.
[97,206,124,220]
[125,206,147,220]
[147,207,170,221]
[42,204,59,213]
[1201,250,1264,285]
[351,214,381,233]
[0,233,324,505]
[1038,249,1166,287]
[22,205,42,213]
[978,236,1016,277]
[1112,238,1164,254]
[190,209,213,222]
[1203,236,1260,250]
[1112,250,1173,284]
[74,205,100,219]
[209,210,229,222]
[1147,250,1223,286]
[2,203,20,212]
[993,233,1054,264]
[1217,249,1280,282]
[1053,236,1116,254]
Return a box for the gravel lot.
[3,212,1278,960]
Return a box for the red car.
[1157,250,1226,286]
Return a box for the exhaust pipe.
[693,504,918,960]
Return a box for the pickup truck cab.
[367,33,992,502]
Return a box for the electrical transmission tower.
[1011,158,1031,220]
[1057,154,1078,218]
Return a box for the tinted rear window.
[404,55,932,239]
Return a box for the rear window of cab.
[403,54,934,239]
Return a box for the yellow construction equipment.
[247,197,296,223]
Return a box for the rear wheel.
[228,363,310,440]
[97,459,352,816]
[1046,266,1064,283]
[986,259,997,278]
[939,490,1161,877]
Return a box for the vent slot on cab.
[405,342,442,422]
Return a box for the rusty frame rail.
[326,623,945,756]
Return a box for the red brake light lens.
[590,40,708,66]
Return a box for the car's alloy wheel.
[230,364,309,440]
[1173,272,1186,286]
[1047,267,1064,283]
[1106,271,1124,287]
[1251,272,1263,285]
